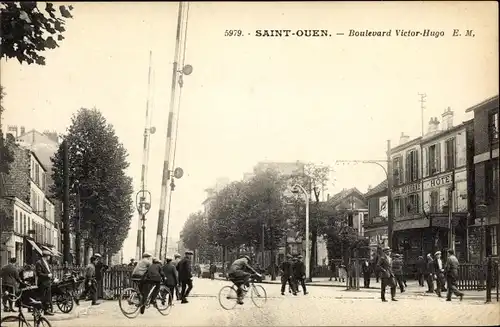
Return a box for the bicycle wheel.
[218,285,238,310]
[118,288,140,319]
[250,284,267,308]
[155,285,173,316]
[0,315,28,327]
[36,316,52,327]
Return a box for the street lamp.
[136,190,151,255]
[291,183,310,281]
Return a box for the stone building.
[363,180,389,259]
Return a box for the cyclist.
[227,255,261,305]
[144,258,165,307]
[131,252,153,314]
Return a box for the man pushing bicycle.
[227,255,261,305]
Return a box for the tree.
[0,86,14,175]
[51,108,134,254]
[0,2,73,65]
[180,211,209,260]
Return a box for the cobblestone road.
[42,278,499,326]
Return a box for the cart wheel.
[56,293,74,313]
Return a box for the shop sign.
[423,173,453,190]
[393,182,421,196]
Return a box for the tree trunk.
[270,248,276,280]
[310,230,317,281]
[222,246,227,276]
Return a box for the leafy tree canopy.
[0,2,73,65]
[50,108,134,253]
[0,86,14,175]
[180,211,208,251]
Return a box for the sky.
[1,1,498,261]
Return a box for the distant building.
[363,180,389,259]
[465,95,499,262]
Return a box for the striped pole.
[136,51,154,261]
[154,2,184,259]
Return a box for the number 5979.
[225,30,243,37]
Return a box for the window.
[14,210,18,233]
[406,194,420,214]
[491,226,498,256]
[394,198,404,217]
[430,190,439,213]
[23,214,27,235]
[427,143,441,176]
[490,112,499,143]
[393,156,403,186]
[487,160,499,201]
[35,163,40,185]
[444,138,456,171]
[28,217,31,233]
[405,150,419,182]
[41,172,46,191]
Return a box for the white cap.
[142,252,152,258]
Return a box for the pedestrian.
[79,256,99,306]
[361,259,372,288]
[425,253,435,293]
[162,258,178,305]
[338,263,347,283]
[433,251,446,297]
[280,254,296,296]
[444,249,464,301]
[145,258,165,307]
[377,247,397,302]
[392,254,405,293]
[416,256,426,287]
[209,261,217,280]
[128,259,136,267]
[329,259,336,281]
[292,255,308,295]
[35,250,54,315]
[93,253,108,299]
[177,251,194,304]
[1,257,22,312]
[173,253,182,300]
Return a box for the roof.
[465,95,499,113]
[327,187,365,206]
[364,180,388,198]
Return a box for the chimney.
[399,132,410,145]
[427,117,440,134]
[441,107,454,130]
[20,126,25,136]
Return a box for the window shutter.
[423,147,429,177]
[413,150,418,180]
[436,143,441,173]
[405,152,411,183]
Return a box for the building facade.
[0,143,59,266]
[466,95,499,262]
[364,180,389,259]
[390,108,472,267]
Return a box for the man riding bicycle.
[227,255,261,305]
[131,252,153,314]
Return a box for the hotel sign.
[393,182,421,196]
[423,173,453,190]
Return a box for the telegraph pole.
[418,93,427,137]
[62,140,70,264]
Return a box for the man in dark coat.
[425,253,435,293]
[361,259,372,288]
[377,247,397,302]
[280,254,296,295]
[162,258,178,305]
[1,257,22,312]
[209,261,217,280]
[144,258,165,312]
[416,255,426,287]
[177,251,194,304]
[328,259,336,281]
[292,255,308,295]
[444,249,464,301]
[79,255,98,305]
[93,253,108,300]
[35,250,54,315]
[392,254,405,293]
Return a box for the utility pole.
[75,186,81,265]
[418,93,427,137]
[62,140,70,264]
[448,172,456,252]
[155,2,184,259]
[387,140,394,249]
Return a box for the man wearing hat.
[433,251,446,297]
[376,247,397,302]
[177,251,194,304]
[35,250,54,315]
[93,253,108,299]
[292,255,308,295]
[392,254,405,293]
[131,252,153,311]
[79,255,98,305]
[173,253,182,300]
[444,249,463,301]
[162,257,178,305]
[280,254,296,296]
[425,253,435,293]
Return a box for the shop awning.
[26,238,43,255]
[41,245,62,257]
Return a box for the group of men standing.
[130,250,195,314]
[375,247,464,302]
[279,254,308,296]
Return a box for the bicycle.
[118,279,172,319]
[218,274,267,310]
[0,288,52,327]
